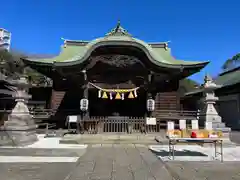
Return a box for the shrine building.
[22,22,208,132]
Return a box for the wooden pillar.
[146,72,155,117]
[83,70,89,117]
[147,92,153,117]
[79,70,89,134]
[143,73,155,133]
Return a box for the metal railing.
[30,109,53,119]
[37,122,57,136]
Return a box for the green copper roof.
[185,67,240,96]
[214,67,240,87]
[23,21,208,69]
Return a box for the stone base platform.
[59,132,238,146]
[60,133,164,145]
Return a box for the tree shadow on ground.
[150,149,208,157]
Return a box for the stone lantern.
[4,77,38,146]
[201,75,231,133]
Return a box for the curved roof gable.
[22,21,209,69]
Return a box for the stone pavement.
[0,145,173,180]
[150,144,240,161]
[166,161,240,180]
[0,145,240,179]
[66,144,173,180]
[0,148,85,180]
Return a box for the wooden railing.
[0,108,198,118]
[30,109,53,120]
[77,113,199,134]
[154,110,198,119]
[76,116,150,134]
[0,109,53,121]
[0,108,199,134]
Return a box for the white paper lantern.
[147,99,155,111]
[80,98,89,111]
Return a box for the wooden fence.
[78,115,198,134]
[0,109,199,134]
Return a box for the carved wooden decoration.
[87,54,145,69]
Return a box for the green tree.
[0,49,46,83]
[0,49,25,78]
[222,53,240,71]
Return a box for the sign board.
[191,120,199,130]
[179,119,186,130]
[205,121,213,130]
[68,115,78,123]
[167,121,174,130]
[146,117,156,125]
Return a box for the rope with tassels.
[88,82,139,100]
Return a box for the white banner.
[191,120,199,130]
[179,119,186,130]
[167,121,174,130]
[146,117,156,125]
[68,115,78,123]
[205,121,213,130]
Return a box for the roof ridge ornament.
[105,20,132,37]
[61,37,67,48]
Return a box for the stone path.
[150,144,240,161]
[0,145,240,179]
[67,144,173,180]
[166,161,240,180]
[0,148,85,180]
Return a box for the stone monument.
[201,75,231,133]
[4,77,38,146]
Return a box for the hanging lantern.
[134,89,137,97]
[98,90,102,98]
[115,92,121,99]
[80,98,89,111]
[147,98,155,111]
[128,91,134,99]
[102,91,108,99]
[110,92,113,100]
[121,93,124,100]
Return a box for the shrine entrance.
[86,87,148,133]
[88,88,147,117]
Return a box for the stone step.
[60,134,163,144]
[60,139,159,145]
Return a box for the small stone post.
[201,75,231,134]
[4,77,38,146]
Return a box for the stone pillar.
[201,75,231,133]
[4,77,38,146]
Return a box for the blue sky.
[1,0,240,82]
